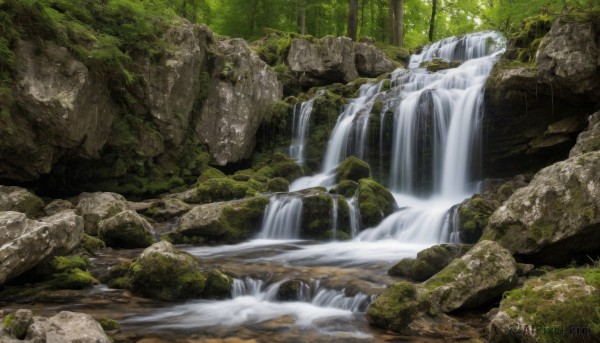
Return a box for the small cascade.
[347,196,361,238]
[311,289,373,313]
[289,98,317,166]
[258,195,303,239]
[331,196,338,239]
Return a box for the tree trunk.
[429,0,437,42]
[348,0,359,41]
[297,1,306,34]
[389,0,403,46]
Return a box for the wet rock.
[204,268,234,299]
[76,234,106,256]
[300,189,351,240]
[422,240,518,312]
[141,198,192,222]
[354,42,396,77]
[357,178,396,228]
[0,186,44,218]
[335,156,371,183]
[129,241,206,300]
[331,180,358,198]
[0,210,84,285]
[26,311,110,343]
[98,210,155,249]
[366,282,431,333]
[570,111,600,157]
[482,151,600,265]
[43,199,74,216]
[174,197,269,244]
[419,58,461,72]
[489,267,600,343]
[270,153,303,182]
[4,309,33,340]
[388,244,472,281]
[197,38,282,165]
[277,279,307,301]
[75,192,129,235]
[196,177,262,203]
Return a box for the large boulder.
[300,189,352,240]
[335,156,370,183]
[128,241,206,300]
[388,244,472,282]
[197,38,282,165]
[366,282,431,333]
[489,268,600,343]
[98,210,154,249]
[570,111,600,157]
[174,197,269,244]
[0,40,118,182]
[0,210,84,285]
[357,178,397,228]
[288,36,358,86]
[25,311,110,343]
[0,186,44,218]
[354,42,397,77]
[74,192,129,235]
[482,151,600,265]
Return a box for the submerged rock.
[388,244,472,282]
[98,210,155,249]
[482,151,600,265]
[489,267,600,343]
[0,186,44,218]
[0,210,84,285]
[75,192,129,235]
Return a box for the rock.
[141,198,192,221]
[300,189,352,240]
[5,309,33,340]
[0,186,44,218]
[419,58,461,72]
[366,282,431,333]
[197,38,282,165]
[332,180,358,198]
[267,177,289,192]
[43,199,74,216]
[536,18,600,101]
[203,268,233,299]
[354,42,396,77]
[196,177,261,203]
[277,279,307,301]
[422,240,518,312]
[0,210,84,285]
[482,151,600,265]
[269,153,303,182]
[197,167,227,184]
[174,197,269,244]
[98,210,155,249]
[489,267,600,343]
[76,234,106,256]
[570,111,600,157]
[288,36,358,86]
[335,156,371,183]
[388,244,472,282]
[357,178,397,228]
[75,192,129,235]
[128,241,206,300]
[26,311,110,343]
[1,40,118,182]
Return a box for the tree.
[429,0,437,42]
[297,0,306,34]
[347,0,358,41]
[389,0,404,46]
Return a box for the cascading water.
[258,195,303,239]
[289,98,317,166]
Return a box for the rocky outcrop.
[388,244,472,282]
[75,192,129,235]
[98,210,154,248]
[482,151,600,265]
[26,311,110,343]
[483,16,599,178]
[570,111,600,157]
[197,38,282,165]
[0,186,44,218]
[354,42,397,77]
[0,210,84,285]
[489,268,600,343]
[368,240,517,335]
[174,197,269,244]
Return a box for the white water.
[289,98,317,166]
[126,31,506,339]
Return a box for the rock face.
[483,16,600,178]
[388,244,472,282]
[489,268,600,343]
[368,240,517,335]
[0,210,84,285]
[26,311,111,343]
[0,186,44,218]
[482,151,600,265]
[354,42,397,77]
[98,210,154,248]
[570,111,600,157]
[197,38,282,165]
[1,40,118,182]
[75,192,129,235]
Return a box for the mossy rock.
[197,177,261,203]
[300,189,334,239]
[51,268,97,289]
[129,241,206,301]
[197,167,226,184]
[357,178,396,228]
[335,156,371,183]
[366,282,431,332]
[277,279,306,301]
[97,317,121,332]
[77,234,106,256]
[270,153,303,182]
[388,244,472,282]
[267,177,289,192]
[98,210,155,249]
[101,262,132,289]
[457,195,496,243]
[332,180,358,198]
[0,186,45,218]
[203,268,233,299]
[419,58,461,72]
[141,198,191,222]
[3,309,32,340]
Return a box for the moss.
[197,177,261,203]
[457,195,495,243]
[2,313,15,330]
[78,234,106,256]
[357,178,396,228]
[333,180,358,198]
[97,318,120,331]
[419,58,461,72]
[366,282,430,332]
[51,268,97,289]
[197,167,226,183]
[220,197,270,241]
[203,269,233,299]
[267,177,289,192]
[255,165,275,178]
[336,156,371,183]
[269,153,303,181]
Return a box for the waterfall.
[258,195,303,239]
[289,98,316,166]
[331,196,338,240]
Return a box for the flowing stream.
[4,32,506,342]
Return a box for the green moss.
[366,282,430,332]
[457,195,495,243]
[78,234,106,256]
[336,156,371,183]
[357,178,396,228]
[419,58,461,72]
[197,167,226,183]
[97,318,120,331]
[333,180,358,198]
[203,269,233,299]
[197,177,261,203]
[51,268,97,289]
[2,313,15,329]
[267,177,289,192]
